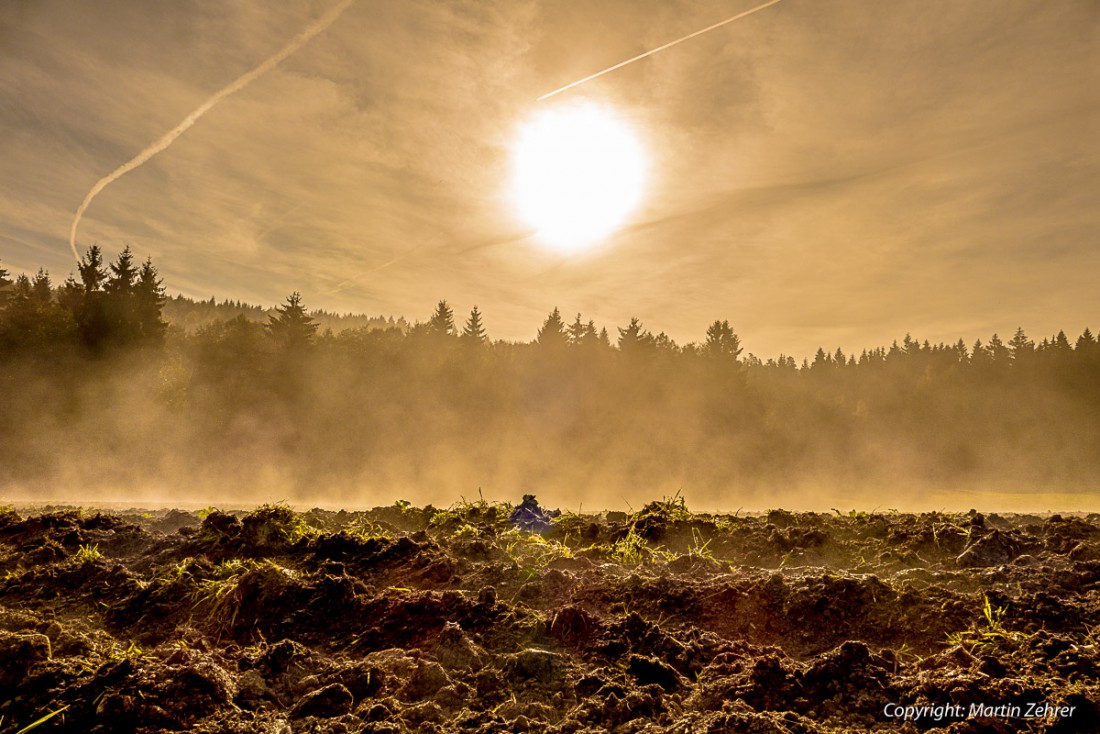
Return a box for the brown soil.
[1,501,1098,733]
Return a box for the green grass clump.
[946,594,1032,653]
[609,526,676,566]
[684,527,718,563]
[241,503,316,546]
[346,514,390,540]
[499,528,572,581]
[187,558,295,636]
[633,491,694,525]
[74,544,101,564]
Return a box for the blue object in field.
[510,494,552,533]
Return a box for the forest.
[1,247,1098,508]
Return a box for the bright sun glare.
[511,102,646,254]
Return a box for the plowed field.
[1,501,1098,733]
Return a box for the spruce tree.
[0,260,12,311]
[266,292,319,350]
[78,245,106,294]
[581,320,600,347]
[987,333,1009,363]
[1076,328,1096,353]
[617,317,655,355]
[105,246,137,296]
[461,305,487,344]
[427,300,456,336]
[537,308,568,349]
[1008,327,1034,361]
[703,319,742,362]
[104,247,139,345]
[136,258,167,345]
[70,245,109,350]
[567,313,587,346]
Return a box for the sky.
[1,0,1097,359]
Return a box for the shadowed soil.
[0,501,1098,733]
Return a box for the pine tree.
[135,258,167,345]
[537,307,568,348]
[104,247,140,345]
[583,320,600,346]
[1008,327,1034,362]
[0,270,75,351]
[266,292,319,350]
[427,300,455,336]
[703,319,742,362]
[987,333,1009,363]
[971,339,990,367]
[652,332,679,353]
[567,313,587,346]
[104,246,137,297]
[1076,328,1096,353]
[1,275,35,347]
[30,269,52,306]
[78,245,106,294]
[461,305,487,344]
[0,260,12,311]
[617,317,655,355]
[67,245,110,350]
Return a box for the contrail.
[68,0,355,261]
[537,0,782,101]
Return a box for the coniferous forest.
[1,247,1098,508]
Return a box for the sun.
[511,101,647,254]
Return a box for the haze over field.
[1,0,1097,360]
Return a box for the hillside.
[161,294,406,336]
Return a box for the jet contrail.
[537,0,782,101]
[68,0,355,261]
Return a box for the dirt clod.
[290,682,354,719]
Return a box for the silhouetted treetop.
[537,308,568,349]
[266,292,318,349]
[703,320,742,363]
[104,246,137,297]
[461,305,487,344]
[617,317,655,355]
[136,258,167,346]
[0,260,13,310]
[76,245,106,294]
[29,245,169,353]
[427,299,456,337]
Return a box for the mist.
[2,255,1097,513]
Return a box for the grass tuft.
[946,594,1032,653]
[74,544,101,564]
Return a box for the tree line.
[1,246,1097,499]
[0,246,166,354]
[3,247,1095,372]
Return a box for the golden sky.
[1,0,1097,358]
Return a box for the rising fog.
[1,252,1098,512]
